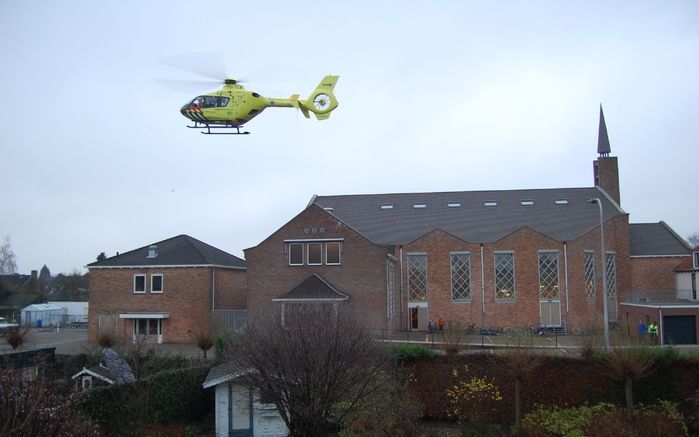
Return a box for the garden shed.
[20,303,63,327]
[203,364,288,437]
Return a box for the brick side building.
[87,235,246,344]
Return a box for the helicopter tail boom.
[292,75,339,120]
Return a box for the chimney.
[593,105,621,205]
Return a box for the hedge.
[407,351,699,424]
[78,366,213,436]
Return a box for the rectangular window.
[694,252,699,269]
[134,319,160,336]
[606,253,617,296]
[151,274,163,293]
[133,275,146,294]
[450,252,471,302]
[494,252,515,300]
[407,254,427,301]
[307,243,322,265]
[289,243,303,266]
[326,242,341,265]
[584,251,595,298]
[538,251,559,299]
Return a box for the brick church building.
[244,107,691,333]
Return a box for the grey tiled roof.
[87,235,246,269]
[314,187,623,245]
[273,274,349,301]
[629,222,692,256]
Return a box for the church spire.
[597,104,611,157]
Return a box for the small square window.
[289,243,303,266]
[308,243,322,265]
[413,203,427,209]
[554,199,569,205]
[520,199,534,206]
[151,274,163,293]
[326,242,341,265]
[448,202,461,208]
[133,275,146,294]
[380,203,394,210]
[484,200,498,207]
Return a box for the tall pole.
[589,198,610,349]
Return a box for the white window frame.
[288,243,304,266]
[151,274,163,293]
[133,274,146,294]
[694,252,699,270]
[307,242,323,266]
[325,242,342,265]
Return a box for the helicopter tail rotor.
[294,75,340,120]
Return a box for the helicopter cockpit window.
[203,96,218,108]
[189,97,204,109]
[218,97,230,107]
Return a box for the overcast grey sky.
[2,1,698,274]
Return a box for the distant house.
[87,235,247,344]
[203,364,288,437]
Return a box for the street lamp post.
[588,197,610,350]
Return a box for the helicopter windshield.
[187,96,230,109]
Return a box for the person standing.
[637,320,647,344]
[648,321,659,345]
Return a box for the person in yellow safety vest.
[648,321,659,345]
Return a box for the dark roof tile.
[88,235,245,269]
[629,223,692,256]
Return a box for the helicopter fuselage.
[180,83,294,127]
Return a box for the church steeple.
[597,105,611,156]
[593,105,620,205]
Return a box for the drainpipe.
[399,246,404,331]
[211,266,216,311]
[659,306,664,346]
[563,242,570,330]
[480,244,486,328]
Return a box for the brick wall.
[88,266,245,344]
[630,256,688,297]
[395,214,631,332]
[214,268,247,309]
[245,205,393,330]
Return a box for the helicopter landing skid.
[187,122,250,135]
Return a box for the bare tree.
[4,326,30,350]
[0,365,101,436]
[688,232,699,249]
[606,343,656,420]
[223,304,390,437]
[190,317,215,359]
[0,236,17,275]
[503,331,542,430]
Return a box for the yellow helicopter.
[180,75,340,135]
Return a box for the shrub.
[78,366,212,436]
[213,330,234,364]
[446,364,503,425]
[390,344,438,361]
[520,401,687,437]
[4,326,30,349]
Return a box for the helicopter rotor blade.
[153,77,223,94]
[157,52,230,82]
